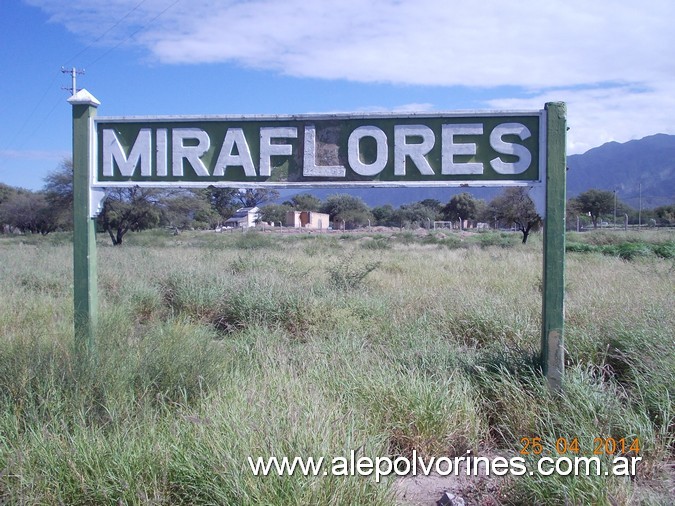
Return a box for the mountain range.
[567,133,675,209]
[286,134,675,209]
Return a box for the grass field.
[0,228,673,505]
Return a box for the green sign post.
[542,102,566,391]
[70,92,566,388]
[69,90,100,359]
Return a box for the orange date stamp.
[519,437,640,456]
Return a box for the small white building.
[285,211,330,230]
[224,207,261,228]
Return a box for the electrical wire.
[1,0,182,172]
[85,0,182,69]
[62,0,150,69]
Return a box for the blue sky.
[1,0,674,190]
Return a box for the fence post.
[69,90,100,357]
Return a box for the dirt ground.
[393,460,510,506]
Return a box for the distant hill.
[567,134,675,209]
[282,134,675,209]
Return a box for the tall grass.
[0,229,673,504]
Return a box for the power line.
[84,0,182,69]
[1,1,181,164]
[0,70,61,154]
[1,2,150,157]
[61,0,149,69]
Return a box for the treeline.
[567,188,674,229]
[1,160,673,245]
[0,160,283,244]
[0,161,542,244]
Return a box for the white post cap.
[67,89,100,107]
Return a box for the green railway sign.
[94,113,543,189]
[70,90,566,389]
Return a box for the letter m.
[102,128,152,177]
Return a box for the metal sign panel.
[93,112,545,188]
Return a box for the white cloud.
[28,0,675,87]
[487,81,675,154]
[165,2,667,89]
[26,0,675,152]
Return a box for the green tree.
[395,202,437,228]
[0,191,56,234]
[284,193,322,211]
[372,204,396,226]
[566,197,591,231]
[43,159,74,230]
[98,188,162,245]
[442,192,479,223]
[571,189,615,229]
[260,203,293,225]
[320,194,373,229]
[161,190,219,230]
[654,204,675,225]
[0,183,14,206]
[235,189,280,208]
[488,187,541,244]
[199,188,281,223]
[0,183,19,232]
[418,199,443,214]
[202,187,239,222]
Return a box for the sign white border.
[88,110,547,217]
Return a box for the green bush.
[159,270,228,321]
[361,236,391,250]
[652,240,675,259]
[478,232,514,248]
[230,231,275,250]
[326,257,380,290]
[419,233,464,249]
[393,231,416,245]
[600,241,652,261]
[568,237,675,261]
[566,242,599,253]
[420,233,441,245]
[615,241,653,260]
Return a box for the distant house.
[285,211,330,230]
[224,207,261,228]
